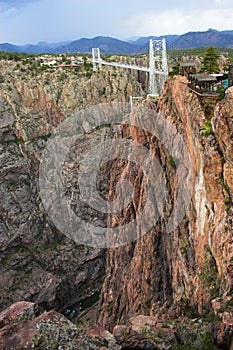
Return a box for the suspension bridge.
[92,39,168,96]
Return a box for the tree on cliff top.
[201,46,220,73]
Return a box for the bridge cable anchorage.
[91,38,168,96]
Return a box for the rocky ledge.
[0,302,121,349]
[0,302,232,349]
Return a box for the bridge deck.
[94,60,166,75]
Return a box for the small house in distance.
[188,74,221,115]
[179,57,201,77]
[189,74,217,92]
[188,74,221,102]
[180,62,197,76]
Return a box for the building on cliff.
[229,64,233,87]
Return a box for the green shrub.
[216,85,225,100]
[168,155,176,168]
[201,121,213,137]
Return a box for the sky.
[0,0,233,44]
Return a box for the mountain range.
[1,29,233,54]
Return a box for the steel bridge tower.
[92,48,102,71]
[149,38,168,95]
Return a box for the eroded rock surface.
[98,77,233,334]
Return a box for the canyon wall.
[98,76,233,330]
[0,60,143,315]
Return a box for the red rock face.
[98,77,233,330]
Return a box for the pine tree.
[201,46,220,73]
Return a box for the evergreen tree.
[201,46,220,73]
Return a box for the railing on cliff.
[188,83,220,99]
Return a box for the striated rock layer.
[98,76,233,330]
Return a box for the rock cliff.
[98,77,233,339]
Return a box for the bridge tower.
[92,48,102,71]
[149,38,168,95]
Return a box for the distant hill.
[22,41,72,54]
[219,30,233,36]
[172,29,233,49]
[129,34,179,49]
[0,41,72,54]
[0,29,233,54]
[0,43,22,53]
[130,29,233,49]
[56,36,140,54]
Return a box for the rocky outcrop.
[0,301,41,328]
[0,302,232,350]
[98,77,233,337]
[0,302,120,349]
[113,315,179,350]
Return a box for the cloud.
[0,0,40,7]
[0,2,18,16]
[0,0,41,19]
[1,0,233,44]
[125,8,233,37]
[214,0,232,3]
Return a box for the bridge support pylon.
[92,48,102,71]
[148,38,168,96]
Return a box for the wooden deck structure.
[188,74,220,99]
[188,83,220,99]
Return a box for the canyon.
[0,59,232,349]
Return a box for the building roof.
[209,74,224,77]
[190,74,217,82]
[180,62,197,67]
